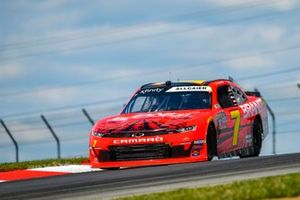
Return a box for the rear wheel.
[252,118,263,157]
[240,118,262,158]
[206,124,217,161]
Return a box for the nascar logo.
[113,137,163,144]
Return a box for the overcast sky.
[1,0,300,163]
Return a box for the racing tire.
[240,118,263,158]
[206,124,217,161]
[252,118,263,157]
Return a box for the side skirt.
[218,146,254,158]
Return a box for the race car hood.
[92,110,212,134]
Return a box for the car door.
[216,85,246,156]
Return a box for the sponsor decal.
[246,134,253,143]
[239,99,263,118]
[166,86,212,93]
[216,111,227,129]
[113,137,164,144]
[191,149,200,157]
[194,139,206,144]
[140,88,163,94]
[191,140,204,156]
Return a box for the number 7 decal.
[230,110,240,146]
[92,140,98,148]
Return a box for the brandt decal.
[239,99,263,118]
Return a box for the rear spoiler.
[245,91,261,97]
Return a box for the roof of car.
[141,79,232,89]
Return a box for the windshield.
[123,87,211,113]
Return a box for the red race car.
[89,79,268,168]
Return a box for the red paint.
[89,80,268,168]
[0,170,68,181]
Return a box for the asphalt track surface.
[1,153,300,200]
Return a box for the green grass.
[0,157,88,172]
[119,173,300,200]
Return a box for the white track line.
[28,165,103,173]
[0,180,6,183]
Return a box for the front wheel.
[206,124,217,161]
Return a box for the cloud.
[32,0,70,10]
[0,21,187,59]
[0,2,289,61]
[227,55,273,70]
[243,25,285,42]
[0,63,25,79]
[31,88,80,104]
[207,0,299,11]
[9,21,286,59]
[6,0,69,9]
[272,0,299,10]
[156,23,286,70]
[1,120,51,144]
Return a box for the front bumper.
[89,132,208,168]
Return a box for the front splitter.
[91,156,207,168]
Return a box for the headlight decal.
[92,131,105,137]
[176,125,197,133]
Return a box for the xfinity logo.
[113,137,164,144]
[140,88,163,94]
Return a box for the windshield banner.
[166,86,212,93]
